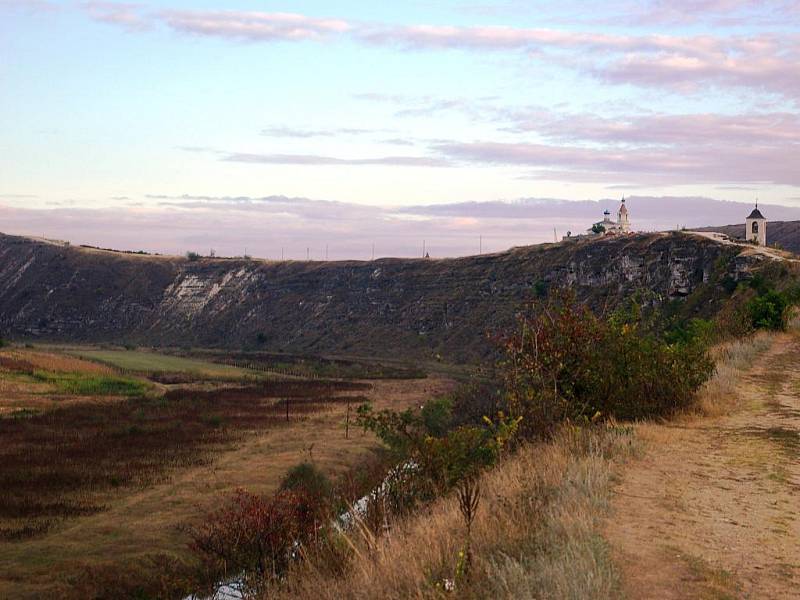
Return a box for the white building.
[745,204,766,246]
[589,198,631,235]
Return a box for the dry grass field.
[0,345,450,599]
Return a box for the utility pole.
[325,244,328,261]
[554,227,557,243]
[307,247,310,261]
[372,243,375,261]
[281,247,284,261]
[423,240,426,258]
[479,235,482,254]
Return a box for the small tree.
[591,223,606,234]
[186,251,201,262]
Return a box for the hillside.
[698,220,800,254]
[0,231,760,362]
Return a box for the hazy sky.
[1,1,799,256]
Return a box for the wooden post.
[345,401,350,439]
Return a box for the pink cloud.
[435,138,800,186]
[221,152,451,167]
[74,6,800,98]
[508,111,800,146]
[82,1,149,31]
[3,196,800,259]
[158,10,350,42]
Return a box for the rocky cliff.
[0,232,757,362]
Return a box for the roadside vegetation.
[151,291,731,600]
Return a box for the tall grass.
[696,331,774,416]
[278,425,638,600]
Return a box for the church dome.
[747,207,765,220]
[618,198,628,214]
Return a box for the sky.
[1,0,799,258]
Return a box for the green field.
[66,349,250,377]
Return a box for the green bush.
[420,397,454,437]
[747,290,789,330]
[0,337,6,349]
[280,462,333,506]
[356,403,519,505]
[500,292,714,438]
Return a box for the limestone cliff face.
[0,232,755,361]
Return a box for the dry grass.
[0,349,116,375]
[695,332,775,417]
[278,425,639,600]
[0,377,451,599]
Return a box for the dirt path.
[606,333,800,599]
[688,231,799,263]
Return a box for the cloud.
[433,138,800,186]
[158,10,350,42]
[0,0,58,13]
[70,5,800,99]
[5,196,800,260]
[460,0,800,27]
[221,152,451,167]
[506,110,800,146]
[82,1,149,31]
[260,126,376,138]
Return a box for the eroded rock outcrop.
[0,232,757,361]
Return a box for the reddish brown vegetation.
[190,488,328,592]
[0,379,371,541]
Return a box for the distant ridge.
[0,231,765,362]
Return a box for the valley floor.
[606,332,800,598]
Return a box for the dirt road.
[607,333,800,599]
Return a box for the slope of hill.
[0,231,761,362]
[698,220,800,254]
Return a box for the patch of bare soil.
[606,334,800,599]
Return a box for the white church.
[588,198,631,236]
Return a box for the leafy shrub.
[190,488,327,591]
[186,251,201,261]
[0,337,6,349]
[500,292,714,438]
[280,462,333,507]
[665,318,715,346]
[356,401,519,506]
[747,290,789,330]
[420,396,454,437]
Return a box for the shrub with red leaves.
[190,487,327,589]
